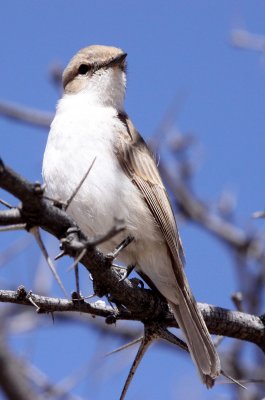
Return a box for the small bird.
[42,45,221,385]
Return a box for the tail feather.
[169,295,221,387]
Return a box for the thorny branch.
[0,286,264,350]
[0,160,264,352]
[1,66,265,397]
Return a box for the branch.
[0,100,52,128]
[0,288,264,351]
[160,161,263,254]
[0,161,265,353]
[0,334,44,400]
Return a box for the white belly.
[42,98,161,265]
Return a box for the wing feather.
[116,112,185,275]
[115,112,221,382]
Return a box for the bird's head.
[62,45,127,109]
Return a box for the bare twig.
[0,223,27,232]
[231,29,265,53]
[0,100,52,128]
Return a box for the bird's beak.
[107,52,127,68]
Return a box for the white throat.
[64,67,126,111]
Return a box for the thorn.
[118,322,191,400]
[231,291,243,312]
[157,326,188,351]
[107,236,134,261]
[26,291,40,312]
[67,248,87,272]
[120,331,153,400]
[67,249,86,298]
[106,337,143,357]
[30,226,68,298]
[0,223,27,232]
[106,296,115,310]
[43,195,67,209]
[0,198,13,209]
[54,250,65,261]
[221,369,247,390]
[65,156,96,210]
[87,222,125,248]
[74,264,80,295]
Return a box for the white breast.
[42,94,161,264]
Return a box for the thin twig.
[0,100,53,128]
[0,223,26,232]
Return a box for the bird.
[42,44,221,386]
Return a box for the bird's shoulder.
[115,111,185,267]
[115,111,163,187]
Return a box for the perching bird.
[42,45,221,385]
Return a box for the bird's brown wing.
[115,112,185,281]
[115,113,220,383]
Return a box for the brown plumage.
[116,111,221,386]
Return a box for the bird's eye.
[78,64,90,75]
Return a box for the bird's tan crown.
[63,45,126,91]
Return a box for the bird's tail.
[169,294,221,387]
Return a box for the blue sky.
[1,1,265,399]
